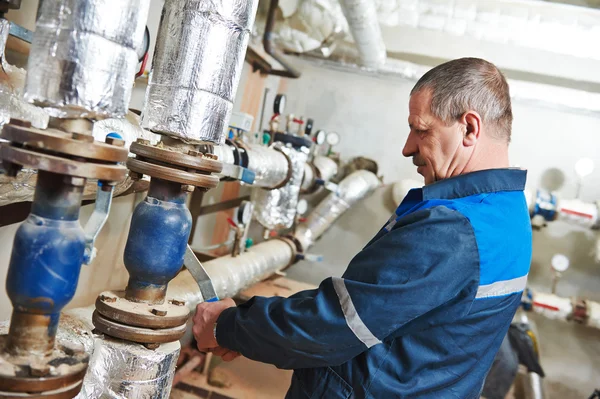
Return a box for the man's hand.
[192,298,240,361]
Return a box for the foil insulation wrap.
[213,143,236,166]
[78,338,179,399]
[169,239,294,304]
[0,19,48,129]
[253,145,309,229]
[295,170,380,250]
[247,144,290,188]
[142,0,259,144]
[25,0,150,119]
[301,162,315,191]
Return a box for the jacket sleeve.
[215,206,479,369]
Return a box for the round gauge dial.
[296,199,308,216]
[237,201,253,225]
[315,130,326,145]
[326,131,340,146]
[273,94,287,115]
[551,254,570,272]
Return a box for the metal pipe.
[142,0,259,144]
[338,0,387,69]
[168,170,380,307]
[295,170,381,250]
[263,0,301,78]
[24,0,150,119]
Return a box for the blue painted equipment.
[123,178,192,304]
[6,171,85,355]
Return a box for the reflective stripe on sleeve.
[332,277,382,348]
[476,275,528,299]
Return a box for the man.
[193,58,532,398]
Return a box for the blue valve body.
[123,178,192,303]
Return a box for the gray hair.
[411,58,512,142]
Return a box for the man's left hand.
[192,299,236,353]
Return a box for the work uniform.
[216,169,532,398]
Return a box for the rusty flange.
[0,381,83,399]
[127,158,219,189]
[127,140,222,190]
[95,291,189,329]
[130,142,222,174]
[1,123,128,163]
[0,144,126,182]
[0,336,88,396]
[92,311,187,344]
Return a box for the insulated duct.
[25,0,150,119]
[295,169,380,250]
[142,0,259,144]
[168,169,380,305]
[253,145,309,229]
[338,0,386,69]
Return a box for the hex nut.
[205,153,218,160]
[151,308,167,316]
[129,171,143,180]
[71,132,95,143]
[169,299,185,306]
[182,184,195,193]
[144,343,160,350]
[136,138,151,145]
[105,137,126,147]
[99,294,117,303]
[64,176,86,187]
[188,150,200,157]
[9,118,31,128]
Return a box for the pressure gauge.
[326,131,340,146]
[273,94,287,115]
[237,201,253,225]
[315,130,326,145]
[296,199,308,216]
[551,254,570,273]
[305,118,314,136]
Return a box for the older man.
[193,58,532,398]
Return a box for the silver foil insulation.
[253,144,309,230]
[246,144,290,188]
[25,0,150,119]
[142,0,259,144]
[295,170,380,250]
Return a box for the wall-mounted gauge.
[237,200,253,225]
[296,199,308,216]
[305,118,314,136]
[326,131,340,146]
[315,130,326,145]
[551,254,570,273]
[273,94,287,115]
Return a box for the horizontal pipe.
[168,170,380,306]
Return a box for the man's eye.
[415,129,427,135]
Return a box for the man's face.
[403,89,466,185]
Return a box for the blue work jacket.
[216,168,532,398]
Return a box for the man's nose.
[402,131,417,158]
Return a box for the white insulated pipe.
[338,0,387,69]
[168,169,381,306]
[531,291,600,330]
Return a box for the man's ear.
[461,110,481,147]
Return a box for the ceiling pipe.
[263,0,302,78]
[338,0,386,69]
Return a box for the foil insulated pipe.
[25,0,150,119]
[295,170,381,250]
[167,170,380,307]
[313,155,339,182]
[253,145,309,229]
[338,0,387,69]
[142,0,259,144]
[213,142,290,188]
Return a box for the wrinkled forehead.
[408,89,434,127]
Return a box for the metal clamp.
[184,245,219,303]
[83,182,114,264]
[221,163,256,184]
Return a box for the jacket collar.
[421,168,527,200]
